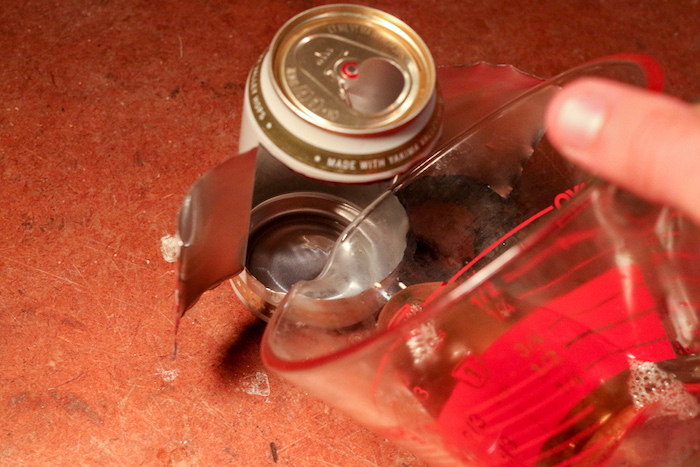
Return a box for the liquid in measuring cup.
[373,201,700,466]
[377,283,700,466]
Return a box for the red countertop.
[2,1,698,465]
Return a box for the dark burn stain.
[39,217,65,232]
[156,444,195,465]
[60,316,88,331]
[50,390,103,424]
[9,391,102,425]
[10,392,29,407]
[21,215,65,233]
[200,80,242,98]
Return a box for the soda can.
[231,4,441,318]
[174,5,550,324]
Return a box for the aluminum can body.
[234,4,440,318]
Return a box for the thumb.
[545,78,700,224]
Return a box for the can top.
[269,4,436,135]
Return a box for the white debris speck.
[242,371,270,397]
[158,368,180,383]
[160,234,182,263]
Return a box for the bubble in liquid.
[627,357,700,420]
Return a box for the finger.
[545,78,700,224]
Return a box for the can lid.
[269,4,436,135]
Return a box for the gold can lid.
[269,4,436,135]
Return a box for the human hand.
[545,78,700,224]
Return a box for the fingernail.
[555,95,608,151]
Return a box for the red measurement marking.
[653,251,700,261]
[413,386,430,401]
[452,353,490,387]
[547,407,647,467]
[553,184,585,209]
[500,227,600,285]
[531,412,606,465]
[514,245,615,301]
[386,303,414,330]
[670,275,700,284]
[514,403,594,454]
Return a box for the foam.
[627,357,700,420]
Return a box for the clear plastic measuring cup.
[261,55,700,466]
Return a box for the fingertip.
[546,79,700,224]
[546,78,664,173]
[545,81,610,161]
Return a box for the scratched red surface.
[1,1,699,466]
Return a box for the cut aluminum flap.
[175,148,257,321]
